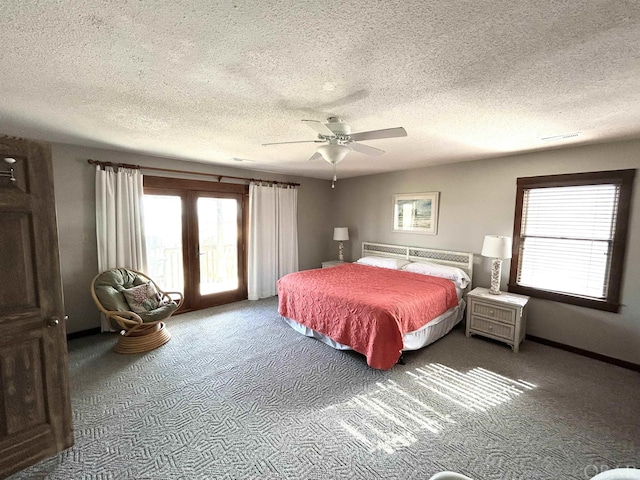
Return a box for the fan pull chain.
[331,163,337,188]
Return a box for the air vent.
[231,157,256,162]
[541,132,581,141]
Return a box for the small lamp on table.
[481,235,512,295]
[333,227,349,262]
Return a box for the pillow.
[401,261,470,288]
[121,282,163,314]
[356,256,411,270]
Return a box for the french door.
[143,176,248,311]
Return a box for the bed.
[278,242,474,369]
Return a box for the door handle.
[45,316,60,328]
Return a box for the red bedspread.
[277,263,458,370]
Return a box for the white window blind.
[517,184,619,299]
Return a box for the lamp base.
[488,258,502,295]
[338,242,344,262]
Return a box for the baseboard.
[67,327,101,341]
[526,335,640,372]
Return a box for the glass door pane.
[197,197,238,295]
[143,195,184,294]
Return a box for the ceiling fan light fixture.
[317,144,351,164]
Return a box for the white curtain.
[248,183,299,300]
[96,166,147,330]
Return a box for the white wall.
[333,139,640,364]
[51,143,335,333]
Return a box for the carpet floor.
[10,297,639,480]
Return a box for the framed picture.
[392,192,440,235]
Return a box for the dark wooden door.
[0,135,73,478]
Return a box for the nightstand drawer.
[470,300,516,325]
[469,316,514,340]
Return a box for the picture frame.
[392,192,440,235]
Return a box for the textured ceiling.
[1,1,639,180]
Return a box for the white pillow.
[401,261,470,288]
[356,256,411,270]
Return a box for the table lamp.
[481,235,512,294]
[333,227,349,261]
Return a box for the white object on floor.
[591,469,640,480]
[429,472,473,480]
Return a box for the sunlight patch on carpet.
[327,363,535,454]
[409,364,536,412]
[326,379,455,454]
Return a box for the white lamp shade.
[333,227,349,241]
[482,235,512,259]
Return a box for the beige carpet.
[10,297,639,479]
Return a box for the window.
[509,169,635,312]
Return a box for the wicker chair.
[91,268,184,354]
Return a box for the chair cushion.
[139,302,179,323]
[94,268,147,313]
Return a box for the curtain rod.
[87,159,300,187]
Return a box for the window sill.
[507,284,621,313]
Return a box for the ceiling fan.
[263,117,407,187]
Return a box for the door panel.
[0,135,73,478]
[196,196,239,296]
[192,192,245,308]
[189,191,246,309]
[1,337,47,434]
[0,213,37,309]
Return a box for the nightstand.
[465,287,530,353]
[321,260,345,268]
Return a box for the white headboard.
[361,241,474,280]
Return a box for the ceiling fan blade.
[349,127,407,142]
[302,119,336,137]
[307,152,322,162]
[349,142,385,156]
[262,140,324,146]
